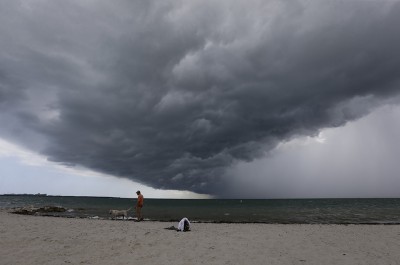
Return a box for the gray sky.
[1,0,400,198]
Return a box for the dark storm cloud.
[1,0,400,194]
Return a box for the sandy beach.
[1,210,400,265]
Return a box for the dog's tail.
[127,208,132,211]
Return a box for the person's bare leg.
[136,207,142,221]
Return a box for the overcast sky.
[1,0,400,198]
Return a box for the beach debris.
[88,216,100,219]
[177,217,191,232]
[11,205,66,215]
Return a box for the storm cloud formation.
[1,0,400,195]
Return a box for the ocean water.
[1,195,400,224]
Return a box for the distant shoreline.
[2,193,48,196]
[0,193,118,199]
[2,196,400,224]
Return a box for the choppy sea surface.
[1,195,400,224]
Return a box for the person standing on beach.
[135,190,144,221]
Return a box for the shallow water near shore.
[1,195,400,224]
